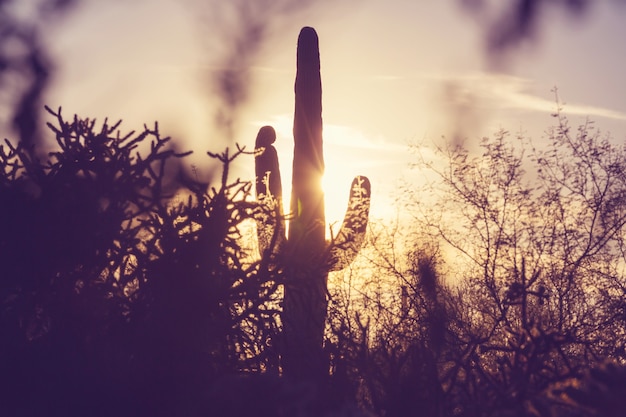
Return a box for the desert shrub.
[0,107,281,416]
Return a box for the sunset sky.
[44,0,626,226]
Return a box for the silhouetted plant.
[0,107,282,416]
[319,100,626,417]
[400,100,626,416]
[547,360,626,417]
[0,106,186,415]
[326,231,454,417]
[253,26,371,382]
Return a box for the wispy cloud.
[366,74,404,82]
[429,71,626,121]
[324,123,407,152]
[255,114,408,154]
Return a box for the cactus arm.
[329,175,371,271]
[254,126,285,255]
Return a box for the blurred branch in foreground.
[459,0,625,58]
[0,0,78,148]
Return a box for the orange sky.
[44,0,626,225]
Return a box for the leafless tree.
[405,95,626,415]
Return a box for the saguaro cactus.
[254,27,371,381]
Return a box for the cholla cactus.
[254,26,371,380]
[549,361,626,417]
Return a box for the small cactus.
[254,26,371,380]
[254,125,285,253]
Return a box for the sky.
[42,0,626,227]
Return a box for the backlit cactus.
[254,26,371,380]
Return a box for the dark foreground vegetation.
[2,104,626,417]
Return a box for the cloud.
[324,123,407,152]
[256,113,407,154]
[366,74,404,82]
[431,71,626,121]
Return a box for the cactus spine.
[254,27,371,381]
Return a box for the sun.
[258,115,373,239]
[322,162,361,238]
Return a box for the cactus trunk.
[254,26,371,382]
[283,26,328,381]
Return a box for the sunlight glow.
[255,114,397,238]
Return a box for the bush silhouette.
[0,107,281,416]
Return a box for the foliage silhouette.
[326,232,454,417]
[319,97,626,417]
[0,107,282,416]
[397,99,626,416]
